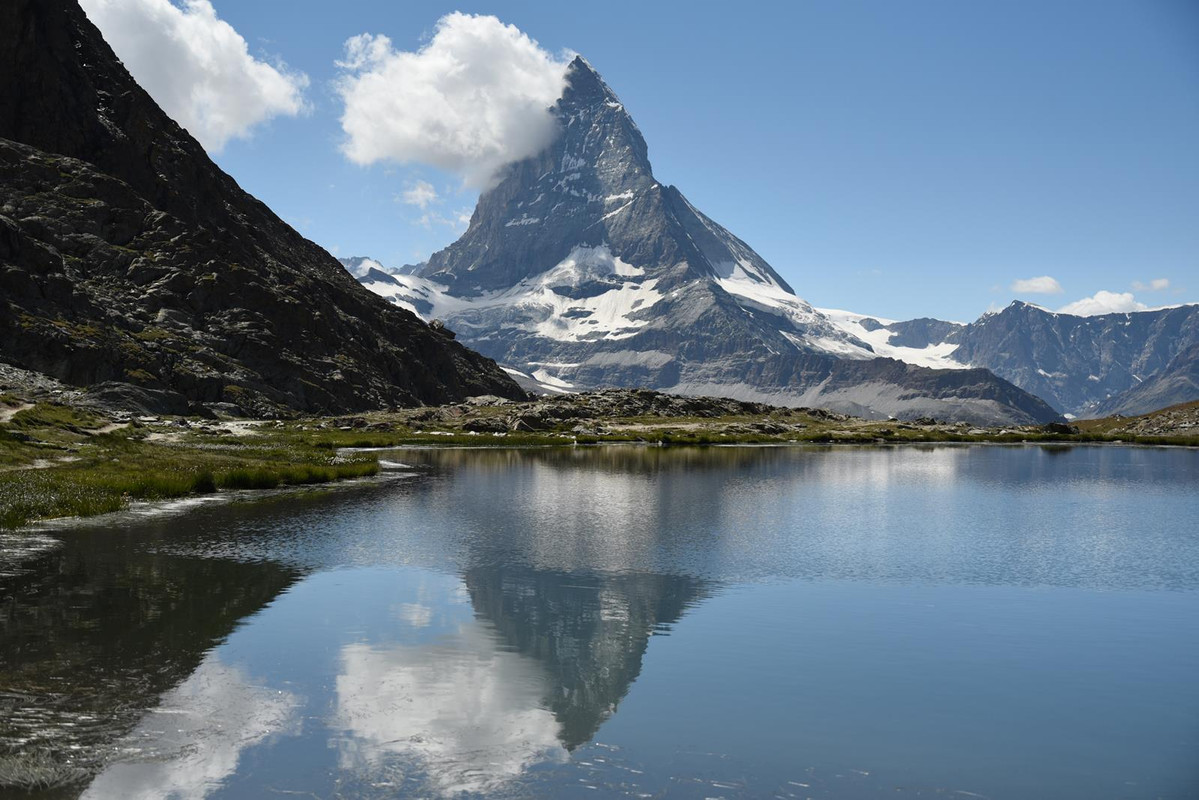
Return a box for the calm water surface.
[1,445,1197,799]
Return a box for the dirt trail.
[86,422,130,436]
[0,455,81,473]
[0,402,33,423]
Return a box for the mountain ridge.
[0,0,523,415]
[824,300,1199,417]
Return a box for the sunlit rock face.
[1093,342,1199,417]
[821,301,1199,417]
[949,302,1199,417]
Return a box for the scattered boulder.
[507,411,556,431]
[80,381,193,417]
[429,319,456,339]
[463,418,508,433]
[465,395,511,406]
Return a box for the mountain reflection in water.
[0,445,1195,799]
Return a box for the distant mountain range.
[348,58,1062,426]
[0,0,521,416]
[821,301,1199,418]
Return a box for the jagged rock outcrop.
[0,0,522,416]
[355,58,1060,426]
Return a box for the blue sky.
[86,0,1198,322]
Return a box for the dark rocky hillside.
[0,0,522,416]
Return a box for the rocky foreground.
[1074,400,1199,439]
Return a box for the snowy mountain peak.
[419,57,801,306]
[563,55,620,105]
[353,57,1063,425]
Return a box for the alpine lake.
[1,444,1196,799]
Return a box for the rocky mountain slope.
[1092,343,1199,417]
[0,0,521,416]
[354,58,1059,426]
[825,301,1199,417]
[1079,398,1199,438]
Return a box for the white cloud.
[395,602,433,628]
[83,656,298,800]
[400,180,438,209]
[335,630,565,796]
[1058,290,1148,316]
[1131,278,1170,291]
[335,13,571,188]
[1010,276,1064,295]
[80,0,309,152]
[413,207,474,230]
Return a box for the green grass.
[216,460,378,490]
[0,456,381,530]
[0,466,230,529]
[0,409,384,529]
[8,402,102,431]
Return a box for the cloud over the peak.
[335,13,571,188]
[1131,278,1170,291]
[400,180,438,210]
[1058,290,1147,316]
[80,0,309,153]
[1010,276,1063,295]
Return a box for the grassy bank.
[0,404,380,529]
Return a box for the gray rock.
[462,417,509,433]
[465,394,512,406]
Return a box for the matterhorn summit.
[357,57,1059,425]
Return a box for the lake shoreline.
[3,388,1197,531]
[3,438,1196,536]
